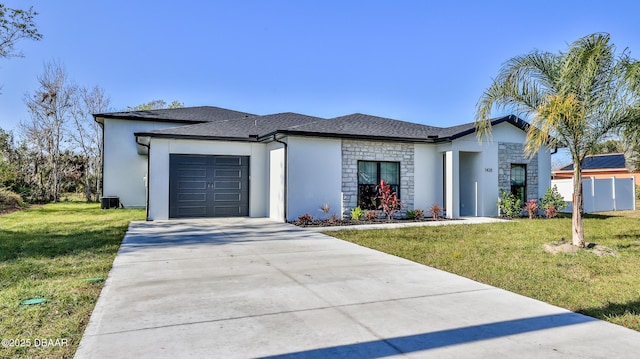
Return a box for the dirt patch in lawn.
[544,240,619,257]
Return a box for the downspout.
[273,134,288,222]
[136,137,151,221]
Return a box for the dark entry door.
[169,155,249,218]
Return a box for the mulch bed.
[291,217,451,228]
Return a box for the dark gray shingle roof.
[280,113,444,141]
[96,106,256,124]
[136,113,325,140]
[560,153,626,171]
[117,105,528,142]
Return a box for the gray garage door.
[169,155,249,218]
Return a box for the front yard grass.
[327,210,640,331]
[0,202,144,358]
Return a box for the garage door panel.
[214,206,242,216]
[215,169,242,178]
[214,157,243,166]
[176,206,207,217]
[177,156,208,165]
[178,180,207,190]
[178,168,207,178]
[170,154,249,218]
[214,193,242,201]
[214,181,242,189]
[178,193,206,202]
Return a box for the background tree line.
[0,64,182,204]
[0,4,183,206]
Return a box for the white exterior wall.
[286,136,342,222]
[105,117,551,220]
[147,138,268,220]
[449,122,552,217]
[268,143,286,221]
[413,144,440,210]
[101,118,181,208]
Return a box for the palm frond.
[477,32,640,171]
[475,51,557,141]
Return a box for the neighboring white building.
[95,106,552,221]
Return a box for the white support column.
[452,150,460,218]
[475,181,478,217]
[445,151,453,218]
[445,151,460,218]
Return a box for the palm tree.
[621,61,640,172]
[622,126,640,173]
[476,33,640,248]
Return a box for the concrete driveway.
[75,218,640,358]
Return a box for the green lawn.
[0,202,144,358]
[327,210,640,331]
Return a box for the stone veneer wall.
[341,139,414,218]
[498,142,538,201]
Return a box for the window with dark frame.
[510,164,526,204]
[357,161,400,210]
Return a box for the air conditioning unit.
[101,196,120,209]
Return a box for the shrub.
[428,203,442,220]
[350,206,363,220]
[405,209,416,219]
[327,213,340,224]
[319,203,330,219]
[540,185,567,217]
[523,199,539,219]
[296,213,314,225]
[0,187,23,210]
[413,208,425,220]
[497,189,522,219]
[376,180,402,221]
[365,210,379,221]
[545,205,557,219]
[636,185,640,200]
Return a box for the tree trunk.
[84,174,92,202]
[572,163,585,247]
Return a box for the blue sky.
[1,0,639,143]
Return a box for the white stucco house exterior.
[95,106,552,221]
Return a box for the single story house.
[552,153,640,183]
[94,106,552,221]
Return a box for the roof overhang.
[134,131,260,144]
[257,130,445,143]
[449,115,530,141]
[95,113,204,125]
[133,130,446,145]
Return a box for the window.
[510,164,526,204]
[358,161,400,210]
